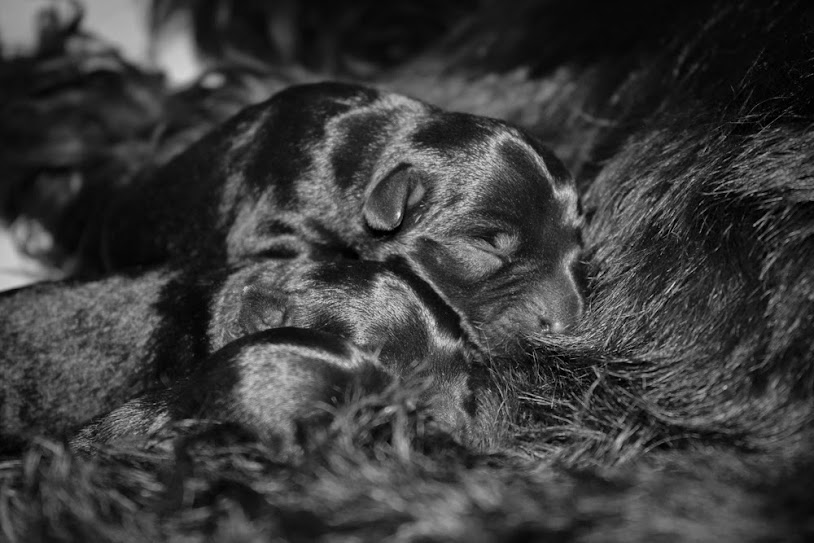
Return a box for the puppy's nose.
[538,289,583,334]
[539,316,569,334]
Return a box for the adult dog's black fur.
[1,0,813,541]
[1,258,493,453]
[496,0,814,457]
[93,82,583,353]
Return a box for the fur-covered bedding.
[1,1,812,540]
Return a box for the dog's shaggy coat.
[1,0,812,540]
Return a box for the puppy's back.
[0,271,169,442]
[72,328,393,454]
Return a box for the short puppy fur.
[72,328,394,454]
[1,258,485,450]
[215,257,485,440]
[96,82,584,353]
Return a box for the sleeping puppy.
[1,258,484,450]
[216,257,485,445]
[71,328,394,454]
[71,326,482,455]
[71,257,485,452]
[96,82,584,354]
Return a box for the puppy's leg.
[72,328,393,453]
[71,391,174,452]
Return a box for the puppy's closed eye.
[477,232,519,256]
[442,233,517,280]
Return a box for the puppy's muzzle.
[535,276,583,334]
[509,276,583,338]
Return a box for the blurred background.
[0,0,202,83]
[0,0,479,290]
[0,0,201,290]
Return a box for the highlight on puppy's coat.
[93,81,583,353]
[1,257,494,451]
[0,0,812,541]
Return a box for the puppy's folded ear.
[363,166,427,232]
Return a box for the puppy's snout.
[537,281,583,334]
[538,316,560,334]
[538,313,573,334]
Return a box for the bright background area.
[0,0,150,60]
[0,0,202,290]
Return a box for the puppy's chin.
[475,315,538,357]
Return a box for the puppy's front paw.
[238,285,289,334]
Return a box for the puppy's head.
[226,82,583,355]
[213,259,482,443]
[361,113,584,355]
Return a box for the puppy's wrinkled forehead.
[409,114,579,229]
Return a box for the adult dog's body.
[1,1,813,541]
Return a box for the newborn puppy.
[73,258,484,451]
[72,328,395,454]
[1,258,483,449]
[210,257,482,373]
[97,82,584,353]
[215,257,485,439]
